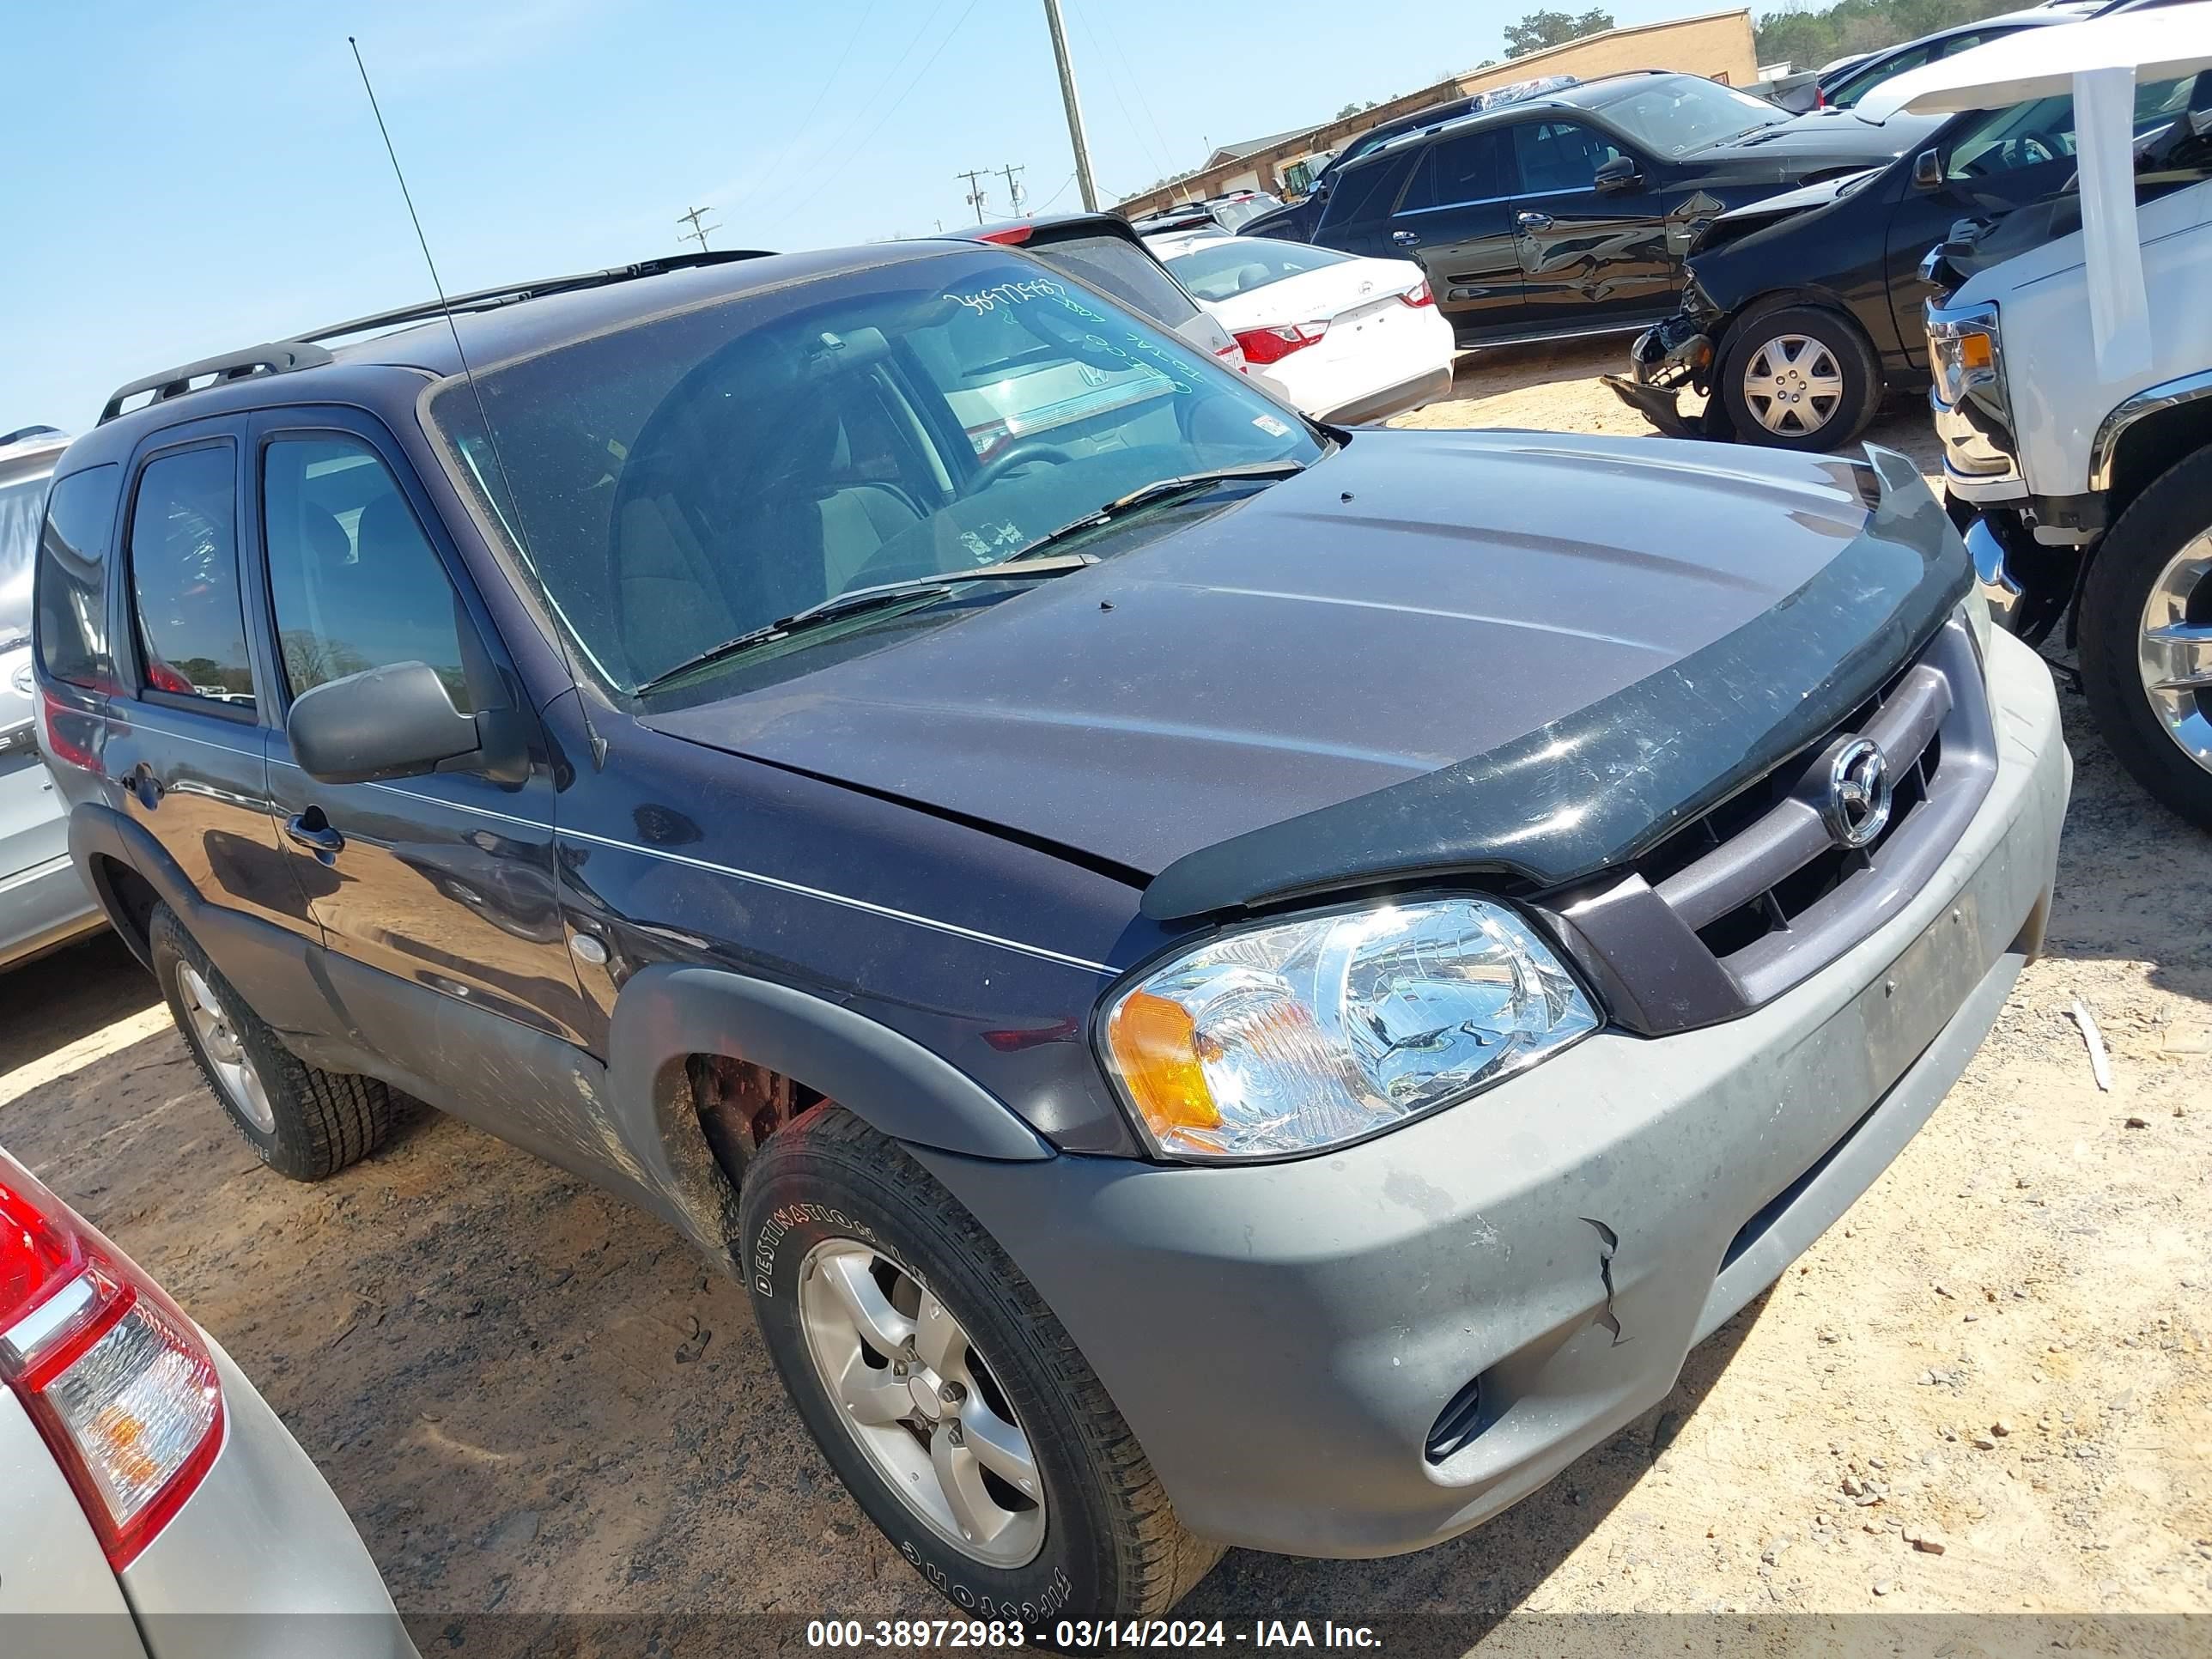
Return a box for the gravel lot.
[4,340,2209,1650]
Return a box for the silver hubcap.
[2137,531,2212,773]
[798,1241,1043,1568]
[1742,333,1845,436]
[176,963,276,1134]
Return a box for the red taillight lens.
[1401,281,1435,308]
[974,223,1034,245]
[1214,340,1250,372]
[0,1152,222,1568]
[39,687,100,772]
[1233,321,1329,366]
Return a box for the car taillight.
[1214,340,1250,372]
[1401,281,1435,308]
[38,686,100,773]
[0,1151,222,1568]
[974,223,1034,245]
[1234,321,1328,366]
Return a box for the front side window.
[1826,42,1938,110]
[33,465,120,688]
[428,250,1321,695]
[262,435,473,712]
[1511,121,1627,193]
[1946,73,2200,185]
[1164,238,1353,301]
[127,446,254,711]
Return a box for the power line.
[769,0,985,230]
[1065,0,1176,197]
[716,0,880,231]
[676,204,719,252]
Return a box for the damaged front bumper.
[1602,311,1719,439]
[915,630,2068,1558]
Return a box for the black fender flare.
[605,964,1053,1182]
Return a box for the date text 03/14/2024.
[805,1619,1384,1649]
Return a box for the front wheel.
[738,1106,1221,1621]
[2079,446,2212,830]
[1717,304,1881,452]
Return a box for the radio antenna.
[347,36,608,770]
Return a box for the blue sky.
[3,0,1711,433]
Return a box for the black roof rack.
[100,343,336,424]
[295,248,778,345]
[98,248,781,426]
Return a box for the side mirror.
[288,660,522,787]
[1594,155,1644,195]
[1912,148,1943,190]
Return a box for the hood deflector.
[1139,446,1970,921]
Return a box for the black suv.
[1279,71,1937,349]
[33,239,2068,1626]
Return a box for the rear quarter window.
[1319,149,1417,232]
[1022,234,1200,325]
[33,464,122,690]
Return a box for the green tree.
[1753,0,2016,75]
[1504,7,1614,58]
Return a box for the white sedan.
[1150,233,1455,423]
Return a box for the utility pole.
[998,161,1027,217]
[955,167,993,223]
[677,205,719,252]
[1039,0,1099,211]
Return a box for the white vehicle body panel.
[0,1389,147,1657]
[1162,237,1455,421]
[1948,176,2212,497]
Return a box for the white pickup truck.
[1899,9,2212,828]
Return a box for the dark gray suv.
[33,240,2068,1625]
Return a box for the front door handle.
[1516,210,1554,232]
[283,812,345,858]
[1390,228,1419,246]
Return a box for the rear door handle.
[1390,229,1419,246]
[1516,210,1554,231]
[283,813,345,858]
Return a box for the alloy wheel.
[1741,333,1845,437]
[797,1240,1045,1568]
[176,963,276,1134]
[2137,530,2212,773]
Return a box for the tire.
[148,903,394,1180]
[738,1105,1222,1623]
[1718,303,1881,452]
[2078,446,2212,832]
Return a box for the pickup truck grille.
[1540,617,1996,1034]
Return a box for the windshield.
[1164,238,1354,301]
[428,249,1321,695]
[1595,76,1788,156]
[0,471,53,647]
[1947,73,2212,273]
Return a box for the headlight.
[1099,896,1599,1163]
[1927,302,2004,408]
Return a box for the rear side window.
[1318,149,1418,232]
[261,435,474,712]
[33,465,121,688]
[127,445,256,711]
[1397,129,1511,213]
[1023,234,1200,325]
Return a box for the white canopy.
[1857,3,2212,380]
[1857,3,2212,120]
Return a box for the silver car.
[1,1146,417,1658]
[3,427,104,968]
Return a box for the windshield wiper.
[1006,459,1309,562]
[632,552,1095,694]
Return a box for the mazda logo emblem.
[1823,738,1893,849]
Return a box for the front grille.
[1540,618,1996,1033]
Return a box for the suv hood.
[645,431,1966,909]
[1681,109,1942,182]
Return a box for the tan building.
[1115,9,1757,219]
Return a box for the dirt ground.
[3,340,2209,1650]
